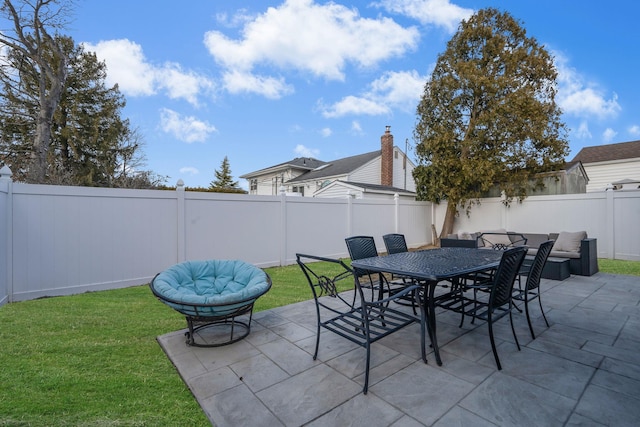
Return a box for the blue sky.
[69,0,639,189]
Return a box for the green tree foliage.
[209,156,244,193]
[0,0,70,183]
[0,0,164,187]
[413,8,569,237]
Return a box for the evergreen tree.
[413,8,569,237]
[0,34,164,187]
[209,156,243,193]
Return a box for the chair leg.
[538,293,550,327]
[363,341,371,394]
[509,309,520,351]
[313,323,321,360]
[524,294,536,340]
[487,318,502,370]
[513,297,523,313]
[471,288,478,325]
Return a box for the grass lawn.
[0,258,637,426]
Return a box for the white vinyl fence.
[0,172,638,306]
[0,179,431,303]
[432,190,640,262]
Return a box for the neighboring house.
[240,157,327,196]
[483,160,589,197]
[571,140,640,192]
[240,127,417,199]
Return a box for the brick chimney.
[381,126,393,186]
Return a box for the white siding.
[584,159,640,192]
[392,147,416,192]
[313,183,354,198]
[350,158,381,183]
[248,168,309,195]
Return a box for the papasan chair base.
[184,306,253,347]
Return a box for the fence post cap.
[0,165,12,180]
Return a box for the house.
[571,140,640,192]
[482,160,589,198]
[240,127,417,199]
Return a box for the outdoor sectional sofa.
[441,229,598,279]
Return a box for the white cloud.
[294,144,320,158]
[368,70,426,111]
[555,53,621,119]
[320,128,332,137]
[374,0,473,32]
[351,121,363,134]
[222,70,293,99]
[575,121,592,139]
[83,39,215,106]
[319,70,427,118]
[158,63,215,105]
[628,125,640,136]
[159,108,217,143]
[602,128,617,143]
[203,0,419,97]
[320,95,390,118]
[180,167,199,175]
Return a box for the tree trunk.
[440,201,458,238]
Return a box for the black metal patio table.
[351,247,503,365]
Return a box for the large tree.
[0,1,164,187]
[413,8,569,237]
[0,0,71,182]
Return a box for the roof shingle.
[571,140,640,164]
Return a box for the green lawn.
[0,258,637,426]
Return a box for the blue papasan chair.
[150,260,272,347]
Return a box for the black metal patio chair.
[382,233,419,312]
[459,246,527,370]
[296,253,426,394]
[345,236,391,303]
[382,233,409,255]
[513,240,554,339]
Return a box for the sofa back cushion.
[522,233,550,249]
[552,231,587,253]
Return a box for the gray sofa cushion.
[549,250,581,259]
[553,231,587,253]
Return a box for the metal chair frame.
[296,253,427,394]
[345,236,391,304]
[513,240,554,339]
[458,246,527,370]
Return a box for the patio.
[158,272,640,426]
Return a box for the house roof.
[239,157,327,179]
[314,180,415,197]
[286,150,380,183]
[571,140,640,164]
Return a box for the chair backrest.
[525,240,554,291]
[296,253,353,304]
[490,246,527,309]
[383,233,408,254]
[345,236,378,261]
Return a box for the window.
[292,186,304,196]
[250,179,257,191]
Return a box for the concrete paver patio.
[157,272,640,426]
